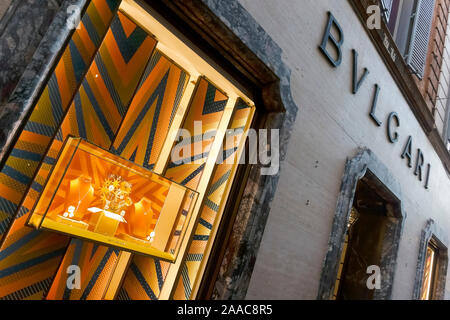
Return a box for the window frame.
[381,0,394,22]
[443,95,450,152]
[317,149,405,300]
[413,219,449,300]
[420,239,439,299]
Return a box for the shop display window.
[27,137,198,261]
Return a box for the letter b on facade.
[319,12,344,67]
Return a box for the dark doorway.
[334,179,391,300]
[318,149,405,300]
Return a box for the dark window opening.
[334,178,397,300]
[318,150,404,300]
[381,0,436,78]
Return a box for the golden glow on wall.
[420,244,437,300]
[27,137,198,261]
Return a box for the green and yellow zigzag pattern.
[0,0,121,238]
[173,99,253,300]
[118,78,230,300]
[47,50,190,300]
[0,8,156,299]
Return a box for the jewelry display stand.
[118,197,155,244]
[55,175,94,230]
[93,209,126,237]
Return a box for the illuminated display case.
[27,137,198,261]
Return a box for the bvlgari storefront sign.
[319,12,432,189]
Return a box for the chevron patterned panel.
[66,10,157,146]
[112,50,189,170]
[0,0,121,240]
[0,0,122,300]
[173,99,253,300]
[46,48,191,300]
[164,78,228,190]
[118,78,228,300]
[46,240,120,300]
[0,9,157,300]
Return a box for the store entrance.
[334,179,392,300]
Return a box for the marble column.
[0,0,64,105]
[0,0,13,21]
[0,0,87,162]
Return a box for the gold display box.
[27,137,198,261]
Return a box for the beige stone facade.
[243,0,450,299]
